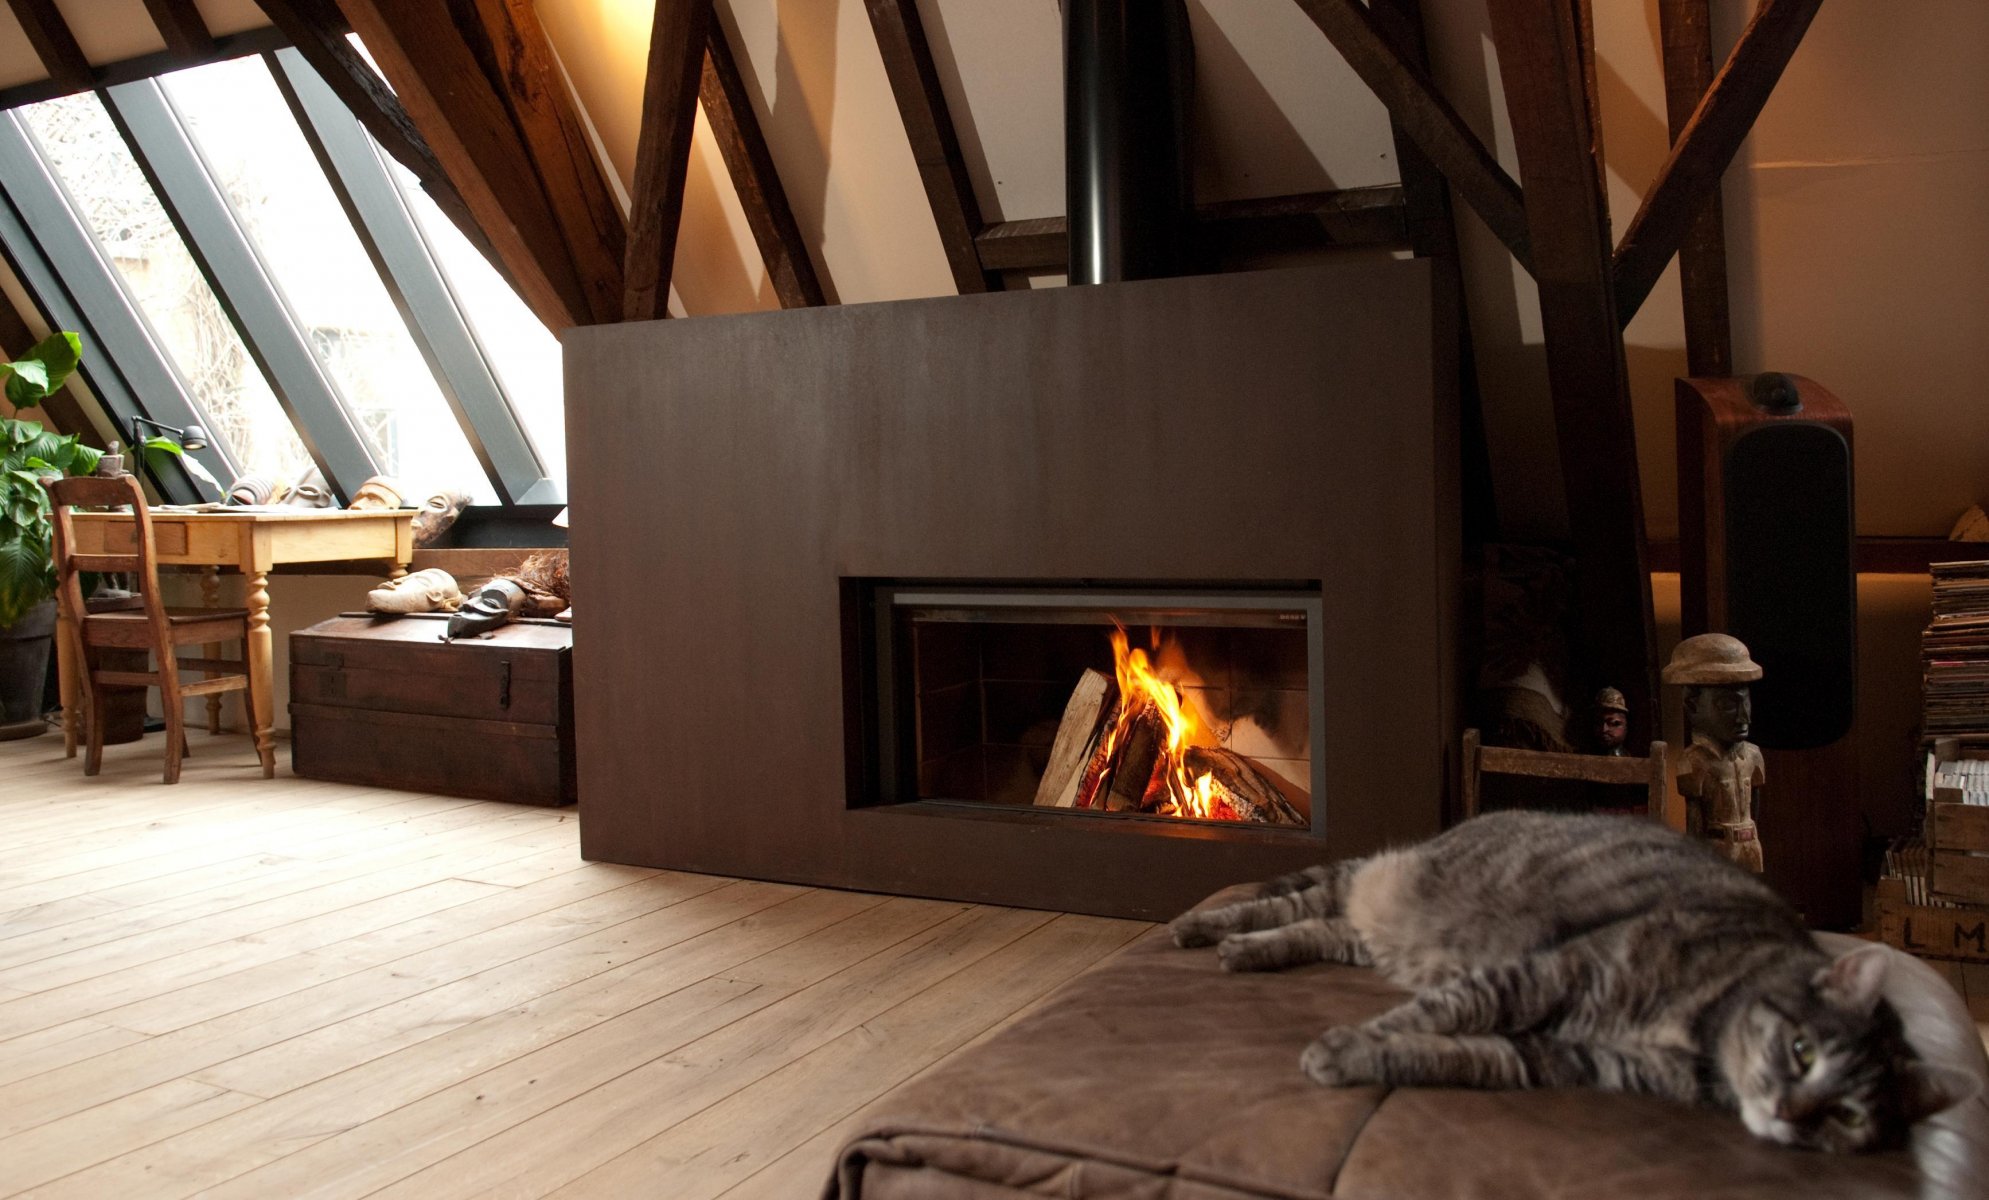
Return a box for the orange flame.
[1102,626,1234,820]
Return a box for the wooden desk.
[57,509,415,773]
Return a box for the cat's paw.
[1216,932,1273,972]
[1301,1027,1379,1087]
[1169,912,1220,948]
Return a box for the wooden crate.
[1876,893,1989,963]
[290,613,575,806]
[1928,739,1989,904]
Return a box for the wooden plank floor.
[0,733,1151,1198]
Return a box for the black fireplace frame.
[855,581,1327,831]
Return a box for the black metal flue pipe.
[1063,0,1195,285]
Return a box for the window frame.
[0,42,567,513]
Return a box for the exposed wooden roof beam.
[1371,0,1499,544]
[141,0,215,58]
[1292,0,1533,273]
[1658,0,1733,375]
[6,0,92,92]
[334,0,625,331]
[974,186,1409,273]
[253,0,496,280]
[623,0,712,322]
[476,0,626,326]
[701,19,825,308]
[864,0,1001,294]
[1485,0,1657,740]
[1614,0,1822,323]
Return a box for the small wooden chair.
[47,474,267,783]
[1460,728,1670,823]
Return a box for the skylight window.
[0,48,567,512]
[19,91,311,482]
[159,56,495,504]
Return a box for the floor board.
[0,732,1149,1198]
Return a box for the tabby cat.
[1170,810,1976,1152]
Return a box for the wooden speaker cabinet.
[1677,373,1859,927]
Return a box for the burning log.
[1185,747,1306,827]
[1033,669,1115,808]
[1105,706,1164,811]
[1071,697,1124,810]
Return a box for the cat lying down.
[1171,810,1978,1153]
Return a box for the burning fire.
[1097,626,1237,821]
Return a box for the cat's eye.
[1832,1103,1868,1128]
[1790,1035,1816,1072]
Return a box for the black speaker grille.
[1724,423,1855,749]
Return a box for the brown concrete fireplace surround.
[566,261,1458,919]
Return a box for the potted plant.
[0,332,94,739]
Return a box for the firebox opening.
[858,584,1324,831]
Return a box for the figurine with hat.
[1664,633,1766,873]
[1591,687,1629,756]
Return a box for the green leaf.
[142,435,184,456]
[4,359,48,408]
[0,534,53,628]
[68,444,100,476]
[4,419,40,448]
[3,332,83,410]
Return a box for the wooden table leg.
[202,567,223,735]
[246,570,275,777]
[55,607,79,758]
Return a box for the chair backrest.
[1460,728,1671,823]
[46,473,170,641]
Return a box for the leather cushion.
[827,888,1989,1199]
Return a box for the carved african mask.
[348,475,406,511]
[226,473,283,506]
[282,468,336,509]
[366,568,464,615]
[412,489,473,547]
[446,578,526,640]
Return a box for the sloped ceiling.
[0,0,1984,538]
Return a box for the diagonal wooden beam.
[623,0,713,322]
[1614,0,1823,323]
[6,0,92,91]
[1292,0,1532,273]
[974,187,1408,272]
[1370,0,1499,546]
[864,0,1000,294]
[141,0,215,58]
[335,0,611,331]
[476,0,626,326]
[255,0,496,279]
[1485,0,1658,742]
[700,20,825,308]
[1657,0,1732,375]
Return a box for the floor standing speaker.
[1677,373,1861,928]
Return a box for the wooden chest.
[290,614,575,806]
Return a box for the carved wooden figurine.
[1663,633,1765,873]
[1593,687,1628,756]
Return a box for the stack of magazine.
[1922,560,1989,738]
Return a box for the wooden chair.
[1460,728,1670,823]
[47,474,268,783]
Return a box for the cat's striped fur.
[1171,810,1975,1152]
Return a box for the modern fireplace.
[566,262,1457,919]
[860,585,1322,828]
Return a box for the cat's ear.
[1899,1062,1980,1123]
[1813,945,1889,1016]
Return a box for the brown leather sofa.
[827,889,1989,1199]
